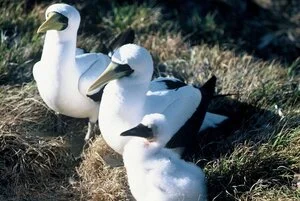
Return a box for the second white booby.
[87,44,220,156]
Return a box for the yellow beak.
[87,62,134,95]
[37,12,68,33]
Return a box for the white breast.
[33,61,60,112]
[33,55,103,122]
[123,140,207,201]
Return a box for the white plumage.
[87,44,225,155]
[33,3,110,140]
[123,114,207,201]
[147,77,228,133]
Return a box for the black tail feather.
[108,28,135,55]
[200,75,216,99]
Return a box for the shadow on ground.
[194,97,294,200]
[72,0,300,65]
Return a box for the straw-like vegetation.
[0,84,77,200]
[0,0,299,200]
[76,137,131,201]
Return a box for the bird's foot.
[84,121,96,142]
[55,113,64,134]
[99,155,124,168]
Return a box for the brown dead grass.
[0,83,56,133]
[139,32,189,61]
[0,133,71,198]
[0,84,77,200]
[161,44,288,101]
[75,136,132,201]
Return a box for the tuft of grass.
[0,83,80,200]
[0,133,71,198]
[102,3,161,33]
[204,126,300,200]
[0,83,57,133]
[159,44,290,102]
[0,2,44,85]
[138,32,189,67]
[208,137,292,196]
[75,136,132,201]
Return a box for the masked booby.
[87,44,219,156]
[33,3,134,141]
[123,116,207,201]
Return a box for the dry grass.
[161,44,287,99]
[0,83,56,133]
[0,0,299,200]
[75,136,132,201]
[0,133,71,199]
[140,32,189,61]
[0,84,78,200]
[204,126,300,200]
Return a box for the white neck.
[99,75,151,154]
[104,78,149,124]
[41,31,76,68]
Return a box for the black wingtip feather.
[108,28,135,53]
[158,79,187,90]
[200,75,217,98]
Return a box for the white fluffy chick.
[122,113,207,201]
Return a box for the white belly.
[33,62,99,122]
[98,86,145,154]
[98,115,134,154]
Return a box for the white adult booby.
[33,3,134,140]
[87,44,220,155]
[122,114,207,201]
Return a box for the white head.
[87,44,153,95]
[37,3,80,40]
[121,113,172,145]
[141,113,169,139]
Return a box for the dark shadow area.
[193,97,295,200]
[25,114,95,158]
[125,0,299,65]
[197,96,280,159]
[160,0,300,64]
[206,154,294,200]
